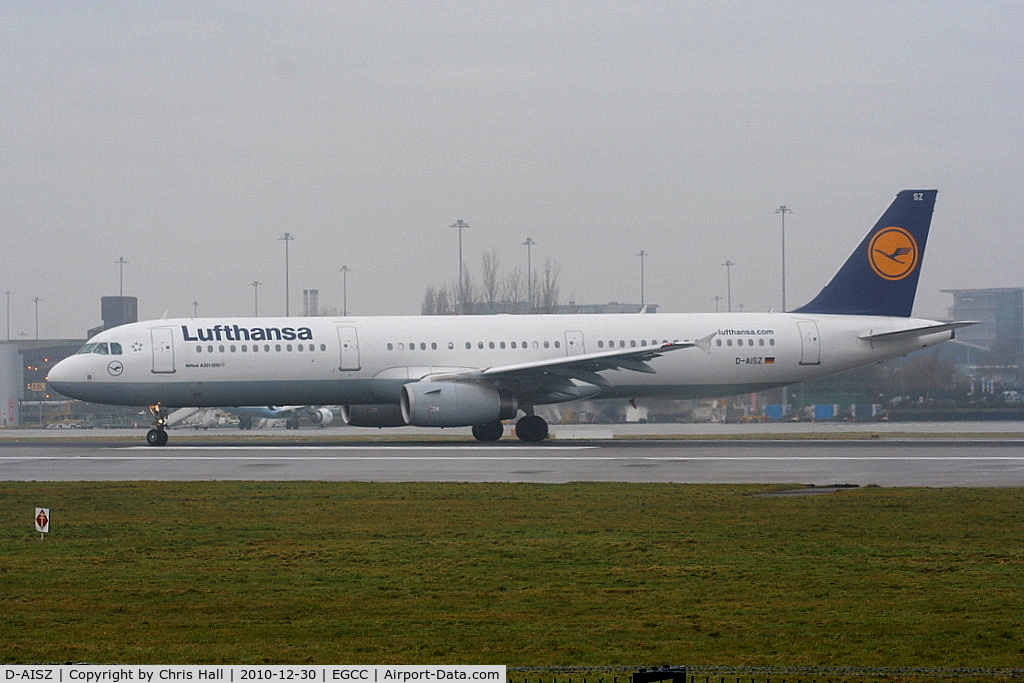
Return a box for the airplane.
[48,189,974,446]
[230,405,335,430]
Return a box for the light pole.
[522,237,535,311]
[450,220,469,314]
[712,295,722,312]
[251,280,262,317]
[722,260,734,312]
[339,265,350,316]
[279,232,295,316]
[775,204,793,417]
[33,297,41,340]
[192,300,199,318]
[636,250,648,309]
[114,257,128,296]
[775,205,792,312]
[4,290,10,342]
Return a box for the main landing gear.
[146,404,169,447]
[471,413,549,443]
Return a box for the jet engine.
[401,382,517,427]
[308,407,334,425]
[340,404,407,427]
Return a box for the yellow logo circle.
[868,227,918,281]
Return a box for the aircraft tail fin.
[793,190,937,317]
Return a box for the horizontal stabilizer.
[858,321,977,343]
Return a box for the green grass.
[1,482,1023,666]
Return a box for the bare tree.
[502,265,525,311]
[421,251,559,314]
[538,257,561,313]
[422,284,457,315]
[481,249,500,313]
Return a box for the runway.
[3,423,1024,486]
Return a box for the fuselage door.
[150,327,176,374]
[337,326,361,371]
[798,321,821,365]
[564,330,585,355]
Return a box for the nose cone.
[47,356,82,398]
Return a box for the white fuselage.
[47,311,953,409]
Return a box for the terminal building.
[944,287,1024,390]
[0,296,137,427]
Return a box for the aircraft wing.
[858,321,977,343]
[423,333,714,401]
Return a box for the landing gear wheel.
[472,422,504,442]
[515,415,549,442]
[286,417,300,430]
[146,428,169,447]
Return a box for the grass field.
[1,482,1023,666]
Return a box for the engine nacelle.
[340,404,407,428]
[308,407,334,425]
[401,382,517,427]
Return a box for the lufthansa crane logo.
[868,226,919,281]
[107,360,124,376]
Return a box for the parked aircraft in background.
[230,405,334,430]
[48,190,972,445]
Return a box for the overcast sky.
[3,1,1022,339]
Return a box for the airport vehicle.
[48,190,972,445]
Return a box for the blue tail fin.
[793,189,937,317]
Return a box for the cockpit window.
[75,342,122,355]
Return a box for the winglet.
[690,331,717,354]
[794,190,937,317]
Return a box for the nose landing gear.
[146,404,169,446]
